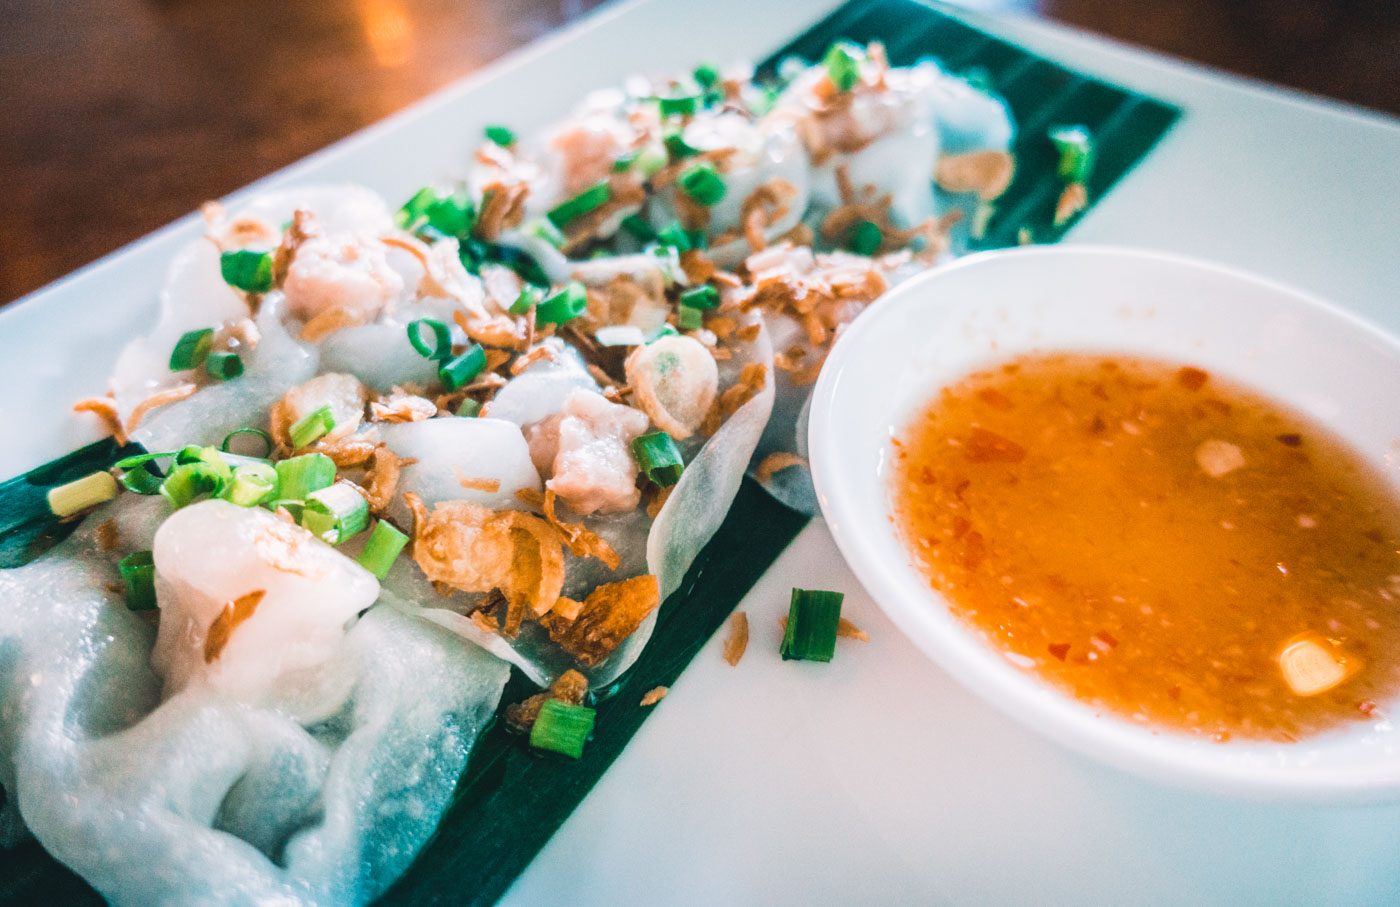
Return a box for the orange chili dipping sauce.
[890,353,1400,742]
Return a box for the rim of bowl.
[808,244,1400,803]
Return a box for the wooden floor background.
[1,0,1395,305]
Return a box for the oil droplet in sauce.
[890,353,1400,742]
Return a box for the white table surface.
[2,0,1398,903]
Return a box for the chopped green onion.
[546,181,611,229]
[302,482,370,543]
[118,461,165,495]
[620,213,655,242]
[631,143,669,177]
[47,471,118,518]
[397,186,476,237]
[970,201,996,241]
[847,220,883,256]
[357,519,410,579]
[693,62,720,88]
[1049,124,1095,184]
[510,285,543,316]
[649,323,679,342]
[780,588,845,662]
[663,129,701,160]
[407,318,453,361]
[535,282,588,326]
[631,431,684,486]
[159,461,228,509]
[221,427,273,458]
[456,398,481,418]
[823,42,863,93]
[169,328,214,371]
[676,305,703,331]
[219,249,274,293]
[484,124,515,146]
[118,551,157,611]
[654,221,696,252]
[112,451,174,469]
[275,453,336,502]
[678,164,726,206]
[529,698,596,759]
[204,351,244,381]
[223,462,278,507]
[679,284,719,310]
[523,216,566,249]
[438,344,487,391]
[288,404,337,449]
[655,93,699,118]
[612,149,639,172]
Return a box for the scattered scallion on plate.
[663,129,700,160]
[620,213,655,242]
[47,471,119,518]
[693,62,720,88]
[1048,124,1095,184]
[397,186,476,237]
[509,286,543,316]
[439,344,487,391]
[407,318,454,361]
[302,483,370,544]
[631,431,684,486]
[679,284,719,310]
[535,282,588,326]
[169,328,214,371]
[546,181,611,229]
[275,453,336,502]
[288,404,337,449]
[221,428,273,458]
[780,588,845,662]
[523,216,566,249]
[676,305,703,331]
[159,461,228,509]
[529,699,596,759]
[219,249,274,293]
[678,163,726,206]
[456,398,481,418]
[118,551,157,611]
[357,520,410,579]
[655,93,699,118]
[223,462,278,508]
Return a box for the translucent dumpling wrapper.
[389,315,776,686]
[0,494,509,905]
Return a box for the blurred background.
[1,0,1396,305]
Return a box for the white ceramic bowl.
[809,245,1400,803]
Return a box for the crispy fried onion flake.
[539,574,660,668]
[204,590,266,664]
[406,493,566,637]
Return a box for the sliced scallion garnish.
[509,286,543,316]
[620,213,655,242]
[219,249,274,293]
[693,62,720,88]
[655,93,699,118]
[457,398,481,418]
[676,305,703,331]
[535,282,588,326]
[1048,124,1095,184]
[546,181,611,229]
[663,129,700,160]
[223,462,278,508]
[439,344,487,391]
[118,461,165,495]
[678,164,726,206]
[169,328,214,371]
[529,698,596,759]
[301,482,370,543]
[357,519,410,579]
[275,453,336,502]
[679,284,719,310]
[118,551,157,611]
[484,124,515,146]
[631,431,684,486]
[654,221,697,252]
[47,471,118,518]
[204,351,244,381]
[397,186,476,237]
[780,588,845,662]
[523,216,566,249]
[847,220,882,256]
[823,42,863,93]
[407,318,454,361]
[288,405,337,450]
[221,428,273,458]
[159,460,228,509]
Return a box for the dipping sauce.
[890,353,1400,742]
